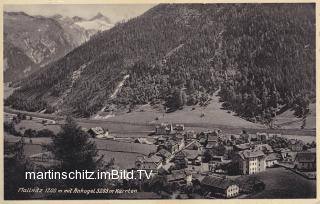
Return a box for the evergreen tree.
[44,116,105,199]
[46,116,101,171]
[4,139,35,200]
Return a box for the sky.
[4,4,156,23]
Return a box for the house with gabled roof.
[165,169,192,186]
[254,144,274,154]
[155,123,173,135]
[256,132,268,141]
[156,148,172,163]
[87,127,106,138]
[234,143,251,151]
[265,153,280,168]
[278,148,297,162]
[232,149,266,175]
[182,149,201,165]
[201,175,239,198]
[135,155,163,175]
[164,139,180,153]
[134,138,153,145]
[294,152,316,171]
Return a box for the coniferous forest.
[5,4,315,123]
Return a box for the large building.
[294,152,316,171]
[201,175,239,198]
[155,123,173,135]
[233,149,266,175]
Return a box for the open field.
[247,167,316,198]
[5,113,316,143]
[4,107,316,137]
[4,134,156,168]
[98,150,141,169]
[98,94,264,129]
[4,82,316,133]
[281,134,316,143]
[4,132,52,144]
[5,115,61,134]
[95,139,156,155]
[274,103,316,129]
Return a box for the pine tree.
[46,116,101,171]
[44,116,105,199]
[4,139,34,199]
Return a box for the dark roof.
[295,152,316,163]
[238,150,265,160]
[157,136,166,141]
[141,162,158,170]
[254,144,274,153]
[199,138,207,143]
[156,149,172,158]
[166,139,178,146]
[265,153,280,161]
[182,150,199,160]
[174,151,187,159]
[185,142,199,150]
[288,139,304,145]
[144,155,162,163]
[240,133,250,138]
[211,156,224,162]
[235,176,264,193]
[166,173,186,182]
[88,127,104,135]
[235,143,251,150]
[201,176,237,190]
[166,169,191,182]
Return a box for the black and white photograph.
[3,3,316,200]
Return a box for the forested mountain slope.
[6,4,315,123]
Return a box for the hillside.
[4,12,72,81]
[3,11,113,82]
[4,42,37,82]
[94,91,264,129]
[6,4,315,125]
[274,103,316,129]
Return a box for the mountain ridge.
[3,11,114,82]
[6,4,315,124]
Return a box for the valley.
[3,4,316,200]
[3,11,114,83]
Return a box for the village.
[4,113,317,199]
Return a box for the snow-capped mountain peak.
[89,12,111,23]
[75,13,113,31]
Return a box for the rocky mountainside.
[6,4,315,123]
[4,11,114,82]
[4,11,72,82]
[4,41,37,82]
